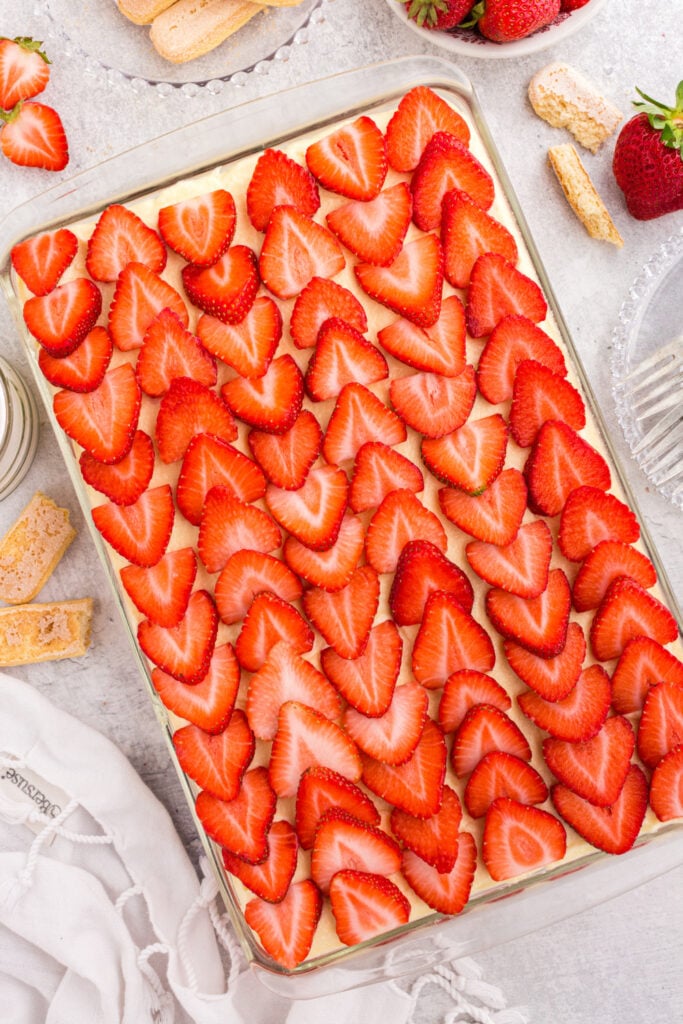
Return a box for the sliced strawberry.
[466,255,547,339]
[518,664,611,743]
[365,489,447,576]
[637,682,683,769]
[589,577,678,663]
[176,433,266,526]
[390,784,462,873]
[155,377,237,464]
[197,486,281,575]
[289,276,368,350]
[482,798,566,882]
[249,409,322,492]
[246,641,341,741]
[214,550,302,625]
[11,227,77,296]
[412,590,495,688]
[355,233,443,329]
[0,37,50,110]
[343,680,429,766]
[151,642,240,734]
[80,429,154,507]
[438,467,527,545]
[322,382,406,467]
[24,277,101,358]
[389,539,473,626]
[303,564,379,660]
[120,546,197,628]
[196,766,276,864]
[266,464,348,551]
[573,540,657,613]
[223,819,298,903]
[305,318,388,402]
[305,115,387,201]
[551,764,648,855]
[326,182,412,266]
[235,593,313,674]
[611,636,683,715]
[283,512,365,592]
[558,485,640,563]
[476,315,567,405]
[390,365,476,439]
[135,308,216,397]
[329,870,410,946]
[0,100,68,171]
[92,484,174,568]
[244,879,322,969]
[348,441,424,514]
[38,325,113,393]
[525,421,611,518]
[196,296,281,379]
[385,84,470,172]
[86,203,166,282]
[486,567,571,659]
[464,751,548,819]
[401,831,476,914]
[504,620,586,702]
[221,354,303,435]
[182,245,259,325]
[108,261,188,352]
[138,588,217,683]
[649,746,683,822]
[295,766,380,850]
[512,360,587,451]
[451,704,531,778]
[158,188,236,266]
[320,618,402,716]
[441,187,518,288]
[466,520,552,599]
[543,715,635,806]
[361,719,447,819]
[438,669,512,734]
[411,132,495,231]
[377,294,466,377]
[246,147,320,232]
[172,710,254,802]
[54,362,140,464]
[422,413,508,496]
[259,206,345,300]
[312,811,401,901]
[269,702,362,800]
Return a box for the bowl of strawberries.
[387,0,609,57]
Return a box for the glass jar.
[0,356,39,501]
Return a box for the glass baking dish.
[1,55,682,999]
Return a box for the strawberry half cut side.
[283,511,365,592]
[361,718,447,819]
[24,277,102,358]
[12,227,78,297]
[504,620,586,702]
[158,188,236,267]
[466,254,547,340]
[295,766,380,851]
[464,751,548,820]
[518,663,611,743]
[451,704,531,778]
[223,819,298,904]
[155,377,237,464]
[486,568,571,659]
[39,325,113,394]
[482,798,567,882]
[438,669,512,734]
[197,765,276,865]
[245,880,322,969]
[303,564,380,661]
[589,577,678,663]
[80,429,154,507]
[172,710,254,802]
[246,147,320,232]
[558,485,640,563]
[196,296,281,380]
[54,362,141,465]
[268,702,362,800]
[389,538,474,626]
[138,588,218,684]
[412,590,495,688]
[235,592,313,674]
[377,294,467,378]
[385,84,470,173]
[214,550,302,626]
[150,642,240,734]
[289,275,368,350]
[411,131,495,232]
[135,308,217,397]
[611,636,683,715]
[329,870,410,946]
[320,618,403,717]
[343,679,430,766]
[306,115,388,202]
[438,467,527,546]
[551,764,648,855]
[92,483,174,569]
[310,808,401,894]
[355,233,444,330]
[259,206,345,300]
[401,831,477,915]
[543,714,635,807]
[649,746,683,823]
[326,182,413,266]
[390,783,463,873]
[175,433,266,527]
[108,261,188,352]
[86,203,166,282]
[246,640,341,741]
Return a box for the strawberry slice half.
[482,798,567,882]
[197,765,276,864]
[348,441,424,514]
[235,592,313,674]
[223,819,298,904]
[266,463,349,551]
[438,669,512,734]
[305,318,388,402]
[283,512,364,593]
[246,641,341,741]
[572,539,657,613]
[12,227,77,296]
[464,751,548,819]
[451,704,531,778]
[389,538,474,626]
[355,233,443,329]
[486,567,571,659]
[246,147,320,232]
[544,714,635,807]
[182,245,259,325]
[86,203,166,282]
[321,619,403,717]
[197,486,281,575]
[525,420,611,518]
[329,870,410,947]
[0,37,51,110]
[311,808,401,894]
[476,314,567,405]
[611,636,683,715]
[135,308,217,397]
[269,702,362,800]
[558,485,640,563]
[289,275,368,350]
[323,382,407,467]
[80,429,154,507]
[92,483,174,568]
[378,293,466,377]
[466,254,547,339]
[214,550,302,626]
[151,642,240,734]
[361,719,447,819]
[249,409,322,492]
[343,679,429,766]
[438,467,527,546]
[38,325,113,394]
[158,188,236,267]
[220,353,304,435]
[401,831,476,915]
[245,879,322,969]
[259,206,345,300]
[365,489,447,576]
[390,784,463,873]
[326,182,412,266]
[109,261,188,352]
[518,664,611,743]
[510,359,586,448]
[412,590,496,688]
[197,296,281,379]
[385,84,470,173]
[637,682,683,769]
[589,577,678,663]
[155,377,237,464]
[24,277,102,358]
[466,520,553,600]
[411,131,495,231]
[504,620,586,702]
[441,187,518,288]
[138,588,218,683]
[306,115,387,201]
[422,413,508,496]
[172,710,254,802]
[551,763,648,855]
[54,362,141,464]
[120,546,197,628]
[649,746,683,823]
[176,433,266,526]
[0,100,68,171]
[295,766,380,850]
[303,564,380,660]
[390,365,476,439]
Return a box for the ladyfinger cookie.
[0,598,93,667]
[149,0,265,64]
[548,144,623,247]
[0,492,76,605]
[529,62,623,153]
[118,0,177,25]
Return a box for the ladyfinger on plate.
[149,0,265,64]
[0,492,76,605]
[548,143,624,247]
[118,0,177,25]
[0,598,93,667]
[529,62,623,153]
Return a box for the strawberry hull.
[2,57,682,994]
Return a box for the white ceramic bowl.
[384,0,609,59]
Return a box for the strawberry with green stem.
[613,82,683,220]
[404,0,475,31]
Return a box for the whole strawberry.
[612,83,683,221]
[472,0,561,42]
[405,0,475,29]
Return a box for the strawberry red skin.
[477,0,561,43]
[182,245,259,325]
[613,112,683,221]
